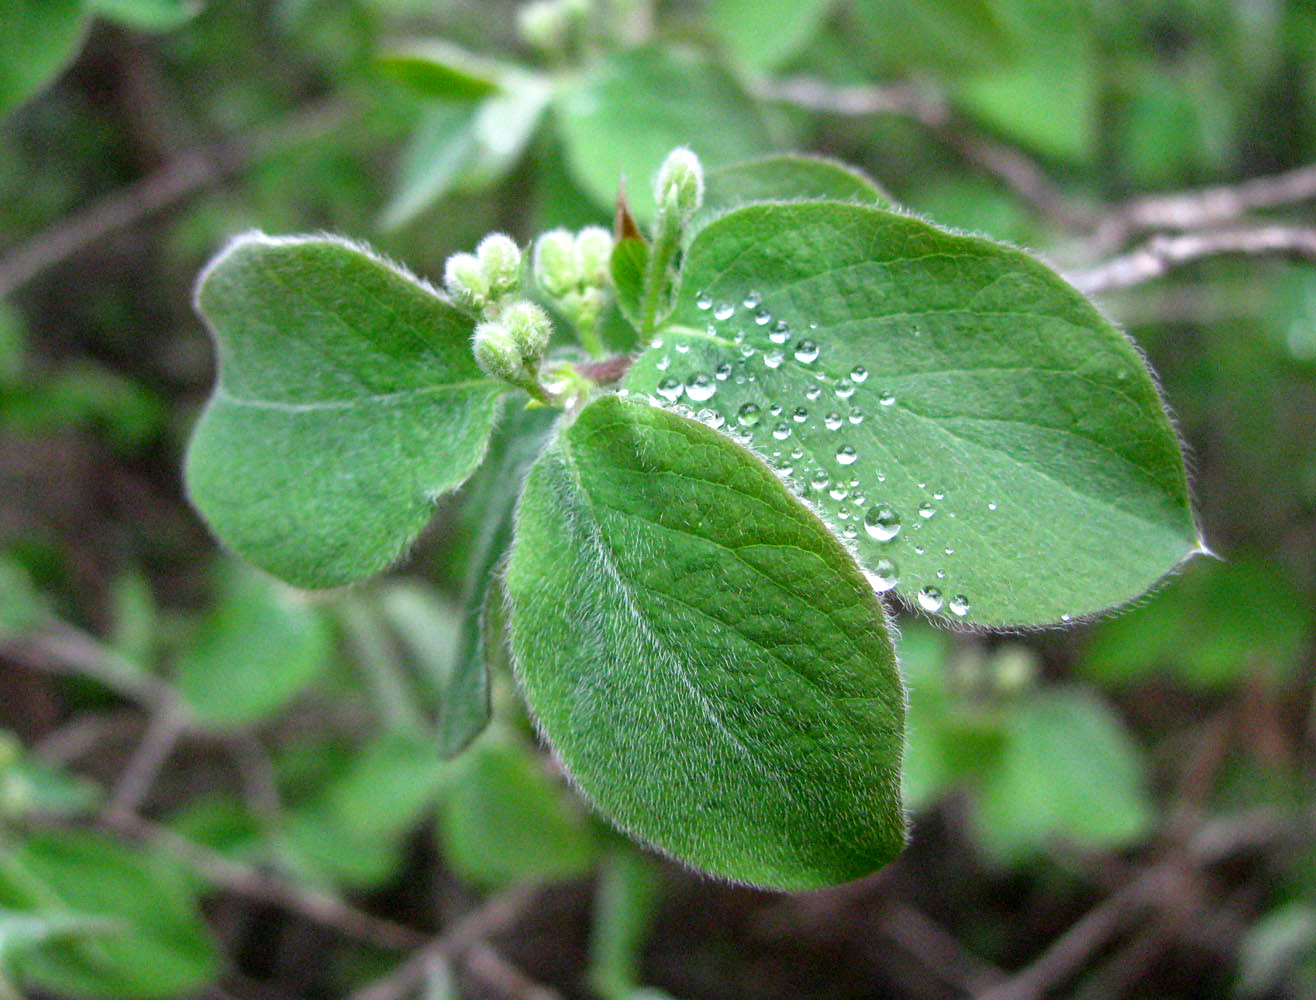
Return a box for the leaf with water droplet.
[505,395,906,889]
[626,201,1197,626]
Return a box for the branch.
[95,812,428,952]
[346,885,542,1000]
[877,900,1004,995]
[465,942,566,1000]
[1068,226,1316,296]
[105,700,188,818]
[0,99,352,298]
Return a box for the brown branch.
[1068,226,1316,296]
[465,942,565,1000]
[346,885,541,1000]
[105,700,188,818]
[877,901,1005,995]
[95,811,428,952]
[0,99,352,298]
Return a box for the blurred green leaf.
[377,39,505,101]
[610,237,649,332]
[0,304,24,386]
[0,556,46,638]
[1236,903,1316,998]
[555,46,774,222]
[703,0,834,71]
[0,831,221,1000]
[0,0,88,118]
[89,0,203,31]
[323,733,447,838]
[0,733,101,818]
[588,850,662,1000]
[853,0,1013,75]
[975,689,1154,862]
[106,571,156,670]
[185,233,504,590]
[437,728,596,890]
[177,563,333,727]
[1081,556,1312,691]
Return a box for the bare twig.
[3,627,173,708]
[1068,226,1316,296]
[0,99,352,298]
[94,811,428,952]
[105,700,188,818]
[347,885,541,1000]
[465,942,565,1000]
[878,901,1005,995]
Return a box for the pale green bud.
[654,146,704,222]
[575,225,614,286]
[443,252,488,312]
[533,229,580,298]
[517,0,570,52]
[993,644,1038,696]
[472,321,524,382]
[501,300,553,360]
[476,233,523,298]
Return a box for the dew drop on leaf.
[917,587,944,613]
[686,374,716,401]
[836,445,858,465]
[656,377,683,402]
[948,595,971,617]
[736,402,761,426]
[864,504,901,541]
[866,559,899,592]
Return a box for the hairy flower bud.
[533,229,580,298]
[575,225,614,286]
[471,321,524,382]
[654,146,704,222]
[476,233,523,298]
[501,300,553,360]
[443,252,489,312]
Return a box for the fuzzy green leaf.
[185,233,504,590]
[555,46,773,222]
[506,395,905,889]
[626,202,1197,626]
[698,154,892,231]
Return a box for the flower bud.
[654,146,704,222]
[517,0,570,53]
[575,225,614,286]
[472,321,524,382]
[501,300,553,360]
[533,229,580,298]
[476,233,523,298]
[443,252,488,312]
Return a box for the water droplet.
[843,525,858,538]
[848,407,864,424]
[851,491,867,505]
[835,381,856,400]
[1061,613,1073,623]
[850,365,869,384]
[829,485,850,501]
[836,445,858,465]
[755,308,772,326]
[674,341,690,353]
[743,290,762,309]
[987,502,998,511]
[866,559,899,592]
[824,412,843,431]
[932,491,945,501]
[695,291,712,310]
[737,402,761,426]
[879,390,896,406]
[764,349,784,369]
[792,407,808,423]
[918,502,936,519]
[810,470,830,491]
[805,385,822,401]
[790,447,804,460]
[651,336,664,349]
[772,422,792,440]
[948,595,970,617]
[686,374,716,401]
[655,355,670,371]
[769,403,783,416]
[713,302,734,321]
[944,547,954,556]
[697,408,724,429]
[913,544,926,555]
[656,377,683,402]
[936,569,946,579]
[794,340,820,364]
[769,322,790,344]
[714,362,732,380]
[864,504,901,541]
[917,587,944,613]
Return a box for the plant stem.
[577,315,606,358]
[639,211,680,336]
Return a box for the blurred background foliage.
[0,0,1314,998]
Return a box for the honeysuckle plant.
[184,147,1198,890]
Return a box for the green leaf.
[1237,904,1316,998]
[555,46,774,222]
[1080,556,1312,691]
[89,0,203,31]
[177,563,333,727]
[377,39,505,100]
[506,395,905,889]
[0,555,46,637]
[382,78,552,230]
[0,832,221,1000]
[0,0,88,118]
[437,728,596,889]
[703,0,834,71]
[0,910,119,965]
[852,0,1013,75]
[610,237,649,332]
[185,233,504,590]
[973,689,1153,862]
[323,734,448,838]
[587,851,662,1000]
[443,405,558,756]
[626,201,1198,626]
